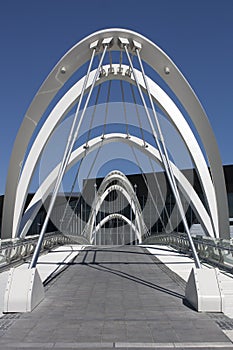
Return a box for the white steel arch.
[90,213,142,244]
[18,133,215,240]
[84,176,147,243]
[11,65,218,240]
[2,28,229,241]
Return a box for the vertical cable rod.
[62,83,102,232]
[136,47,201,268]
[130,83,173,232]
[124,44,201,268]
[135,47,201,268]
[29,45,108,268]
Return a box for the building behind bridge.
[1,165,233,239]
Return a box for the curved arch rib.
[12,65,218,240]
[2,28,228,239]
[19,133,214,239]
[90,213,142,244]
[84,179,147,243]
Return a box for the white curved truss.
[83,171,147,243]
[12,65,218,240]
[90,213,142,245]
[19,133,214,239]
[2,28,229,240]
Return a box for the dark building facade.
[1,165,233,239]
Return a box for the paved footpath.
[0,246,233,350]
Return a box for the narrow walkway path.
[0,246,232,349]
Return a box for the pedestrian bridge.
[1,28,233,348]
[1,242,233,349]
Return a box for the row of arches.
[84,171,146,244]
[19,134,214,240]
[1,28,229,247]
[11,66,219,240]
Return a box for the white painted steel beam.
[90,213,142,244]
[19,133,214,240]
[2,28,228,239]
[85,179,146,243]
[12,65,218,241]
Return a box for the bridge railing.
[0,232,72,269]
[142,233,233,272]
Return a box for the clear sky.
[0,0,232,194]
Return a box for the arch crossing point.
[90,213,142,245]
[19,134,214,240]
[1,28,229,247]
[11,65,219,240]
[84,172,147,243]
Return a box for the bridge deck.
[0,246,233,350]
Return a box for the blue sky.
[0,0,233,194]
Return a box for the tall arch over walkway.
[19,134,215,240]
[83,171,147,243]
[1,28,229,240]
[9,66,221,240]
[90,213,142,245]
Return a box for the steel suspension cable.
[147,154,174,232]
[130,83,146,146]
[73,80,112,239]
[103,80,111,135]
[29,45,108,268]
[130,145,166,233]
[85,83,102,146]
[120,81,148,237]
[130,82,172,232]
[66,145,103,235]
[129,81,166,233]
[135,49,182,201]
[92,80,112,218]
[60,84,102,232]
[120,80,129,136]
[66,81,110,231]
[134,47,201,268]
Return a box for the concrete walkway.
[0,246,233,349]
[0,245,85,317]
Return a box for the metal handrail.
[0,232,73,268]
[142,232,233,272]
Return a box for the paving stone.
[0,246,231,348]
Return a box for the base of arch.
[4,267,44,313]
[185,267,222,312]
